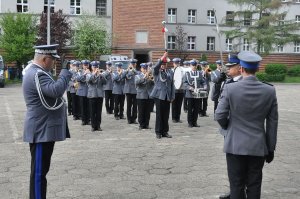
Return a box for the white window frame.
[168,8,177,23]
[226,38,233,51]
[17,0,28,13]
[187,36,196,50]
[226,11,234,25]
[296,15,300,23]
[244,12,252,26]
[207,10,215,24]
[168,36,176,50]
[96,0,107,16]
[243,38,250,51]
[70,0,81,15]
[277,45,284,52]
[44,0,55,13]
[188,9,196,24]
[207,37,215,51]
[294,42,300,52]
[278,15,285,25]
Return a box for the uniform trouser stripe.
[35,143,42,199]
[30,142,54,199]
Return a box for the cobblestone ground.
[0,83,299,199]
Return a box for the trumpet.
[205,66,212,73]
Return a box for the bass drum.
[174,66,191,89]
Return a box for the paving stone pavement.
[0,83,299,199]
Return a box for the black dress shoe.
[162,133,172,138]
[219,192,230,199]
[156,134,162,139]
[193,124,200,127]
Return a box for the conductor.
[22,44,72,199]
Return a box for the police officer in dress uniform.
[135,63,154,130]
[150,52,175,139]
[123,59,138,124]
[70,61,80,120]
[183,60,190,113]
[183,59,206,127]
[86,61,106,131]
[210,60,226,112]
[147,61,155,113]
[215,51,278,199]
[66,60,76,116]
[112,62,126,120]
[218,53,242,199]
[22,44,72,199]
[199,61,211,117]
[103,61,114,114]
[171,58,184,123]
[76,60,90,125]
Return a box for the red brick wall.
[167,51,300,71]
[112,0,165,51]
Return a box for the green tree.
[72,14,111,60]
[0,13,37,67]
[223,0,300,54]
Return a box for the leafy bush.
[209,63,217,71]
[256,72,285,82]
[287,65,300,77]
[265,63,287,75]
[266,74,285,82]
[256,72,268,81]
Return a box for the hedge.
[287,65,300,76]
[265,63,287,75]
[256,72,285,82]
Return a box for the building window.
[278,15,285,25]
[44,0,55,13]
[294,42,300,52]
[168,8,177,23]
[96,0,107,16]
[207,37,215,51]
[187,36,196,50]
[207,10,215,24]
[277,45,284,52]
[226,38,233,51]
[70,0,81,15]
[188,9,196,24]
[168,36,176,50]
[136,31,148,44]
[296,15,300,23]
[226,11,234,26]
[17,0,28,13]
[243,38,250,51]
[244,12,252,26]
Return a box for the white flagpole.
[214,9,223,65]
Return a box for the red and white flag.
[162,27,168,33]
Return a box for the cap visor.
[225,63,238,67]
[52,54,60,59]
